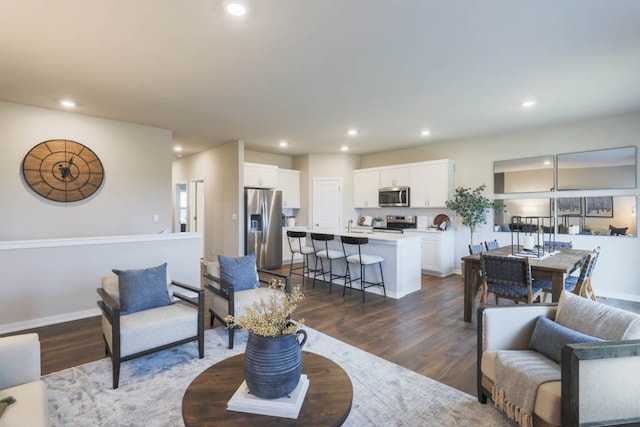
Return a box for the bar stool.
[286,230,315,286]
[310,233,346,294]
[341,235,386,302]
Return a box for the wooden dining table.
[461,246,591,322]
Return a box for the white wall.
[0,101,173,240]
[172,141,244,261]
[360,111,640,299]
[0,233,202,333]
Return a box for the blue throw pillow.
[529,316,603,363]
[113,263,173,315]
[217,253,259,291]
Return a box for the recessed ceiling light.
[59,99,76,108]
[173,146,183,152]
[279,140,288,148]
[347,129,358,136]
[225,1,247,16]
[341,146,349,152]
[420,130,431,136]
[521,100,536,108]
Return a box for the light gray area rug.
[45,327,512,426]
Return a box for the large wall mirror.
[494,196,636,237]
[494,155,554,194]
[557,146,637,190]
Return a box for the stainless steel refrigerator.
[245,188,282,269]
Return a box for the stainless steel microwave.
[378,187,410,207]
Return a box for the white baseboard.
[0,308,100,335]
[596,290,640,303]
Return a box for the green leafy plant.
[445,184,495,245]
[373,216,384,222]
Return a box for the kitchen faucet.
[348,218,353,233]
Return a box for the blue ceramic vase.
[244,329,307,399]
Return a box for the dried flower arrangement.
[225,279,305,337]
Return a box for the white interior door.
[188,179,205,259]
[312,178,341,230]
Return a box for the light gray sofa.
[478,290,640,426]
[0,333,48,427]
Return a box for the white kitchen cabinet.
[244,162,278,189]
[379,166,410,188]
[277,168,300,208]
[353,169,380,208]
[405,230,454,277]
[409,160,454,208]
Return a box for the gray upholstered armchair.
[97,263,204,389]
[0,333,47,427]
[477,291,640,426]
[204,254,290,349]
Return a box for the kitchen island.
[304,230,422,299]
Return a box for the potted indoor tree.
[445,184,495,245]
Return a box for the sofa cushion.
[101,303,198,357]
[113,263,173,315]
[534,381,561,427]
[217,253,259,291]
[529,316,603,363]
[212,287,283,319]
[0,381,48,427]
[555,290,640,340]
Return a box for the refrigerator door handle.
[261,197,268,245]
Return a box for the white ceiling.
[2,1,640,158]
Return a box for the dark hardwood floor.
[4,266,638,398]
[1,268,484,396]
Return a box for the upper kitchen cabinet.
[409,160,454,208]
[277,168,301,209]
[244,162,278,189]
[353,168,380,208]
[379,166,410,188]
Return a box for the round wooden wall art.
[22,139,104,202]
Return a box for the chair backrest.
[341,235,368,260]
[575,247,601,286]
[286,230,307,253]
[544,240,573,250]
[480,254,532,288]
[484,240,500,251]
[468,244,485,255]
[310,233,334,252]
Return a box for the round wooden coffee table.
[182,351,353,426]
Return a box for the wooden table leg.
[551,271,565,302]
[464,260,475,322]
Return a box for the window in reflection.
[557,147,636,190]
[494,156,555,194]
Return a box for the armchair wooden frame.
[203,268,291,349]
[97,280,205,389]
[477,304,640,426]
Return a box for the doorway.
[189,179,205,259]
[312,178,342,230]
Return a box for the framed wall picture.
[584,196,614,218]
[554,197,582,216]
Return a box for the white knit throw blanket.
[493,350,561,427]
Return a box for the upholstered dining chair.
[468,244,485,294]
[97,263,205,389]
[480,253,543,305]
[564,247,600,300]
[484,240,500,251]
[203,253,291,349]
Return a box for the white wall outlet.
[153,214,159,223]
[232,214,238,221]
